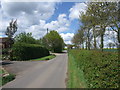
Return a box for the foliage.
[2,48,9,55]
[1,74,15,86]
[72,27,85,48]
[42,30,64,53]
[4,19,18,60]
[67,51,87,88]
[73,2,119,50]
[68,50,119,88]
[5,19,17,38]
[14,32,38,44]
[12,43,50,61]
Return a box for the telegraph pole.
[47,28,48,34]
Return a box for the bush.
[2,48,9,55]
[12,43,50,61]
[2,74,15,86]
[68,50,119,88]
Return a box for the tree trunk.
[86,40,87,50]
[100,33,104,51]
[100,27,105,51]
[87,29,90,50]
[118,29,120,57]
[82,43,84,49]
[93,26,97,49]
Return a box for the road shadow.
[0,61,13,66]
[56,50,68,53]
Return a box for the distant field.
[67,49,119,88]
[103,49,118,52]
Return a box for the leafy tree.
[108,2,120,51]
[42,30,64,53]
[14,32,37,44]
[80,13,93,50]
[86,2,111,51]
[107,42,115,49]
[5,19,17,60]
[72,27,85,49]
[5,19,17,46]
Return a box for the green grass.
[31,54,56,61]
[0,74,15,86]
[67,53,87,88]
[67,49,119,88]
[0,69,15,86]
[0,69,5,74]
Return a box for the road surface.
[2,53,68,88]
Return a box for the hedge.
[68,50,119,88]
[12,43,50,61]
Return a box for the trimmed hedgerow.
[68,49,119,88]
[12,43,50,61]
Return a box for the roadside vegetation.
[12,43,49,61]
[41,30,65,53]
[67,49,119,88]
[2,19,64,86]
[68,2,119,88]
[31,54,56,61]
[0,68,15,86]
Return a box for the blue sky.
[0,1,87,44]
[0,0,117,46]
[47,2,80,33]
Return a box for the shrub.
[2,48,9,55]
[2,74,15,86]
[12,43,50,61]
[68,50,119,88]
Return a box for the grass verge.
[1,74,15,86]
[0,68,15,86]
[67,52,87,88]
[31,54,56,61]
[67,49,119,88]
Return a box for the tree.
[80,12,93,50]
[84,2,117,51]
[108,2,120,51]
[42,30,64,53]
[72,27,85,49]
[107,42,115,49]
[86,2,101,49]
[5,19,17,48]
[5,19,17,60]
[14,32,37,44]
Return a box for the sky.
[0,0,88,44]
[0,0,118,47]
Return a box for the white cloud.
[24,14,70,39]
[1,1,56,28]
[23,20,47,39]
[69,3,87,20]
[90,30,118,48]
[13,13,70,39]
[104,30,118,48]
[0,1,58,38]
[44,14,70,32]
[60,33,74,44]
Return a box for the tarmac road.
[2,53,68,88]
